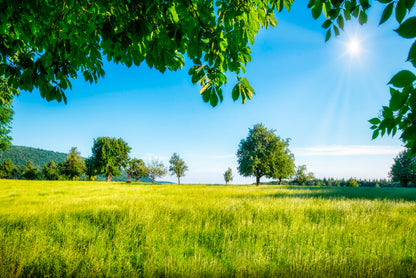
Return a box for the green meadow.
[1,180,416,277]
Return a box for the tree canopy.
[168,153,188,184]
[224,168,233,184]
[389,149,416,186]
[125,158,149,183]
[147,159,167,183]
[237,123,291,186]
[293,165,315,186]
[61,147,86,181]
[1,0,416,153]
[90,137,131,182]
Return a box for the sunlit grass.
[1,180,416,277]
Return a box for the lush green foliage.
[0,158,15,179]
[293,165,315,186]
[61,147,86,181]
[147,159,167,183]
[0,0,415,153]
[42,161,60,180]
[90,137,131,182]
[0,145,67,168]
[389,149,416,186]
[346,177,359,187]
[124,158,148,183]
[21,161,39,180]
[169,153,188,184]
[224,167,233,184]
[1,180,416,276]
[0,80,14,151]
[364,1,416,154]
[237,124,293,186]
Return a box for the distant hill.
[0,145,67,168]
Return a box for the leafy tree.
[346,177,359,187]
[271,139,295,185]
[237,124,290,186]
[125,158,149,183]
[293,165,314,186]
[389,149,416,187]
[42,161,60,180]
[0,81,14,151]
[147,160,167,183]
[0,158,15,178]
[90,137,131,182]
[85,157,97,181]
[61,147,86,181]
[22,161,39,180]
[224,168,233,185]
[1,1,415,152]
[168,153,188,184]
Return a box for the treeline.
[0,138,188,184]
[263,178,392,187]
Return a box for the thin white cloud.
[293,145,404,157]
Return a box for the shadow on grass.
[241,186,416,202]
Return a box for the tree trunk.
[72,176,75,181]
[127,174,131,183]
[279,177,282,185]
[178,176,180,185]
[107,175,111,182]
[256,176,260,186]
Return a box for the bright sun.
[347,38,361,56]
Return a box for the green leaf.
[359,10,367,25]
[322,20,332,29]
[379,2,394,25]
[388,70,416,87]
[333,25,340,36]
[395,17,416,38]
[312,1,322,19]
[405,0,415,10]
[372,129,380,140]
[337,15,344,30]
[344,9,351,20]
[325,29,331,42]
[390,89,409,111]
[369,118,381,125]
[407,40,416,64]
[232,83,240,101]
[377,0,393,3]
[209,89,219,107]
[396,0,407,23]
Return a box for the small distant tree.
[224,168,233,184]
[147,159,167,183]
[346,178,359,187]
[90,137,131,182]
[125,158,149,183]
[293,165,314,186]
[389,150,416,187]
[62,147,86,181]
[22,161,39,180]
[169,153,188,184]
[42,161,60,180]
[0,158,15,178]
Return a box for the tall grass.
[0,180,416,277]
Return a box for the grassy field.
[1,180,416,277]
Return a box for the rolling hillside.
[0,145,67,168]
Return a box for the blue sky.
[11,2,411,184]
